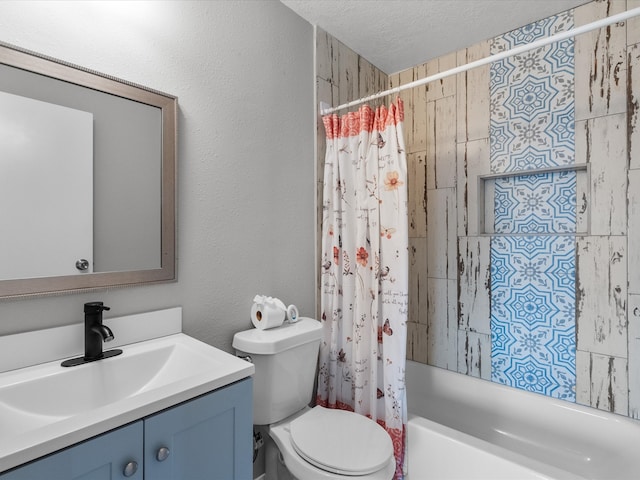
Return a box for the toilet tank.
[232,318,322,425]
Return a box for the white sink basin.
[0,333,254,473]
[1,336,229,427]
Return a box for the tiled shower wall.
[316,0,640,419]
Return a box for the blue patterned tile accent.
[490,11,575,174]
[491,236,576,401]
[494,170,577,234]
[488,11,577,402]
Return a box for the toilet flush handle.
[237,354,253,363]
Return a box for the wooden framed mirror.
[0,42,176,298]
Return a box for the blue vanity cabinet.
[0,421,144,480]
[1,378,252,480]
[144,378,253,480]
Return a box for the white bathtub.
[405,360,640,480]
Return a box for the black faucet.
[61,302,123,367]
[84,302,114,360]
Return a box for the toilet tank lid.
[232,317,322,354]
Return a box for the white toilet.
[232,317,396,480]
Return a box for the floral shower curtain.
[316,99,408,479]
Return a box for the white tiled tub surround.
[318,1,640,419]
[405,360,640,480]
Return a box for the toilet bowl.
[232,318,395,480]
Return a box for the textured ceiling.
[281,0,588,74]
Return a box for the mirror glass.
[0,42,176,298]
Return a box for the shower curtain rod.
[319,6,640,115]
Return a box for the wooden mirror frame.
[0,42,176,298]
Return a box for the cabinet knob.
[156,446,170,462]
[123,460,138,477]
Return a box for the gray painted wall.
[0,0,315,353]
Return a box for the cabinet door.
[144,378,252,480]
[0,421,143,480]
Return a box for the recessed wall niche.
[478,164,590,236]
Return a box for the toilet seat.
[270,410,397,480]
[290,406,394,476]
